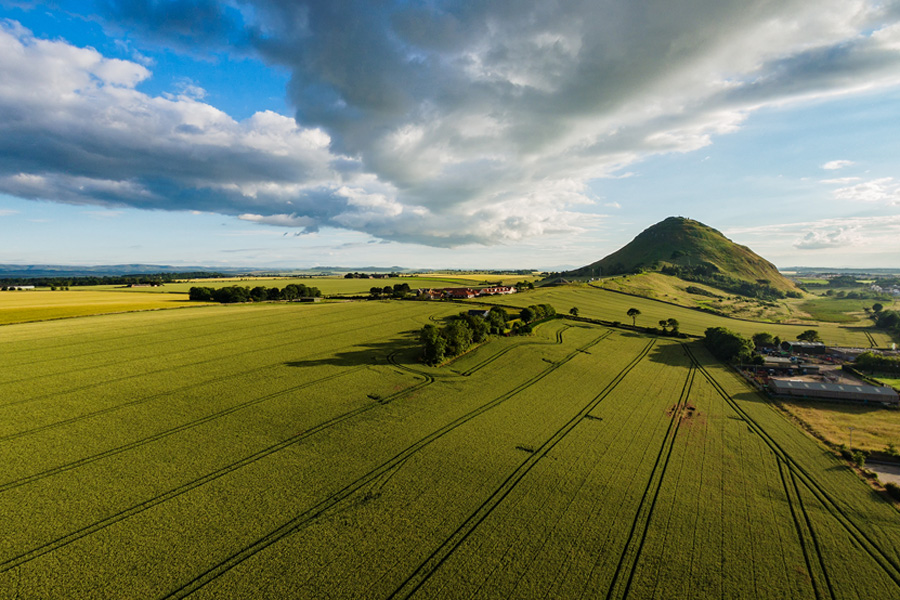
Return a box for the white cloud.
[832,177,900,204]
[822,160,856,170]
[5,0,900,248]
[821,177,862,184]
[728,215,900,253]
[795,227,861,249]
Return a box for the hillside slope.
[558,216,798,295]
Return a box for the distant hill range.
[550,216,800,298]
[0,264,417,279]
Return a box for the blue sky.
[1,0,900,270]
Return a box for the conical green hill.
[562,216,797,293]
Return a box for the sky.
[1,0,900,270]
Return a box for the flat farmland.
[2,301,900,599]
[0,289,201,325]
[471,284,892,347]
[85,274,537,296]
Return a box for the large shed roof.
[769,379,899,403]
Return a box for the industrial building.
[768,379,899,405]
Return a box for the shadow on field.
[642,343,691,367]
[284,331,422,368]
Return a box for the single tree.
[873,303,884,313]
[658,319,668,332]
[569,307,579,317]
[627,307,641,327]
[798,329,821,343]
[752,332,775,348]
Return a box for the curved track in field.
[156,331,614,600]
[0,328,608,582]
[385,339,657,600]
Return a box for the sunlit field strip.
[0,290,203,325]
[0,300,423,371]
[0,302,453,409]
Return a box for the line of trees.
[370,283,411,298]
[189,283,322,304]
[855,352,900,375]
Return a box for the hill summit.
[560,216,799,296]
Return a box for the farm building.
[764,357,793,368]
[417,287,509,300]
[446,288,478,299]
[479,286,516,295]
[783,341,826,355]
[768,379,899,405]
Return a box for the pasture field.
[774,399,900,453]
[2,300,900,598]
[0,289,199,325]
[797,297,880,324]
[881,378,900,390]
[470,284,893,347]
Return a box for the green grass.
[876,377,900,390]
[798,297,873,323]
[470,284,892,347]
[2,302,900,598]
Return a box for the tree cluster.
[519,304,555,323]
[369,283,411,298]
[343,272,400,279]
[855,352,900,375]
[685,285,722,298]
[189,283,322,303]
[419,307,510,365]
[656,318,680,335]
[751,332,781,349]
[704,327,755,363]
[873,309,900,339]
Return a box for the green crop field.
[2,299,900,598]
[0,289,200,325]
[469,284,893,348]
